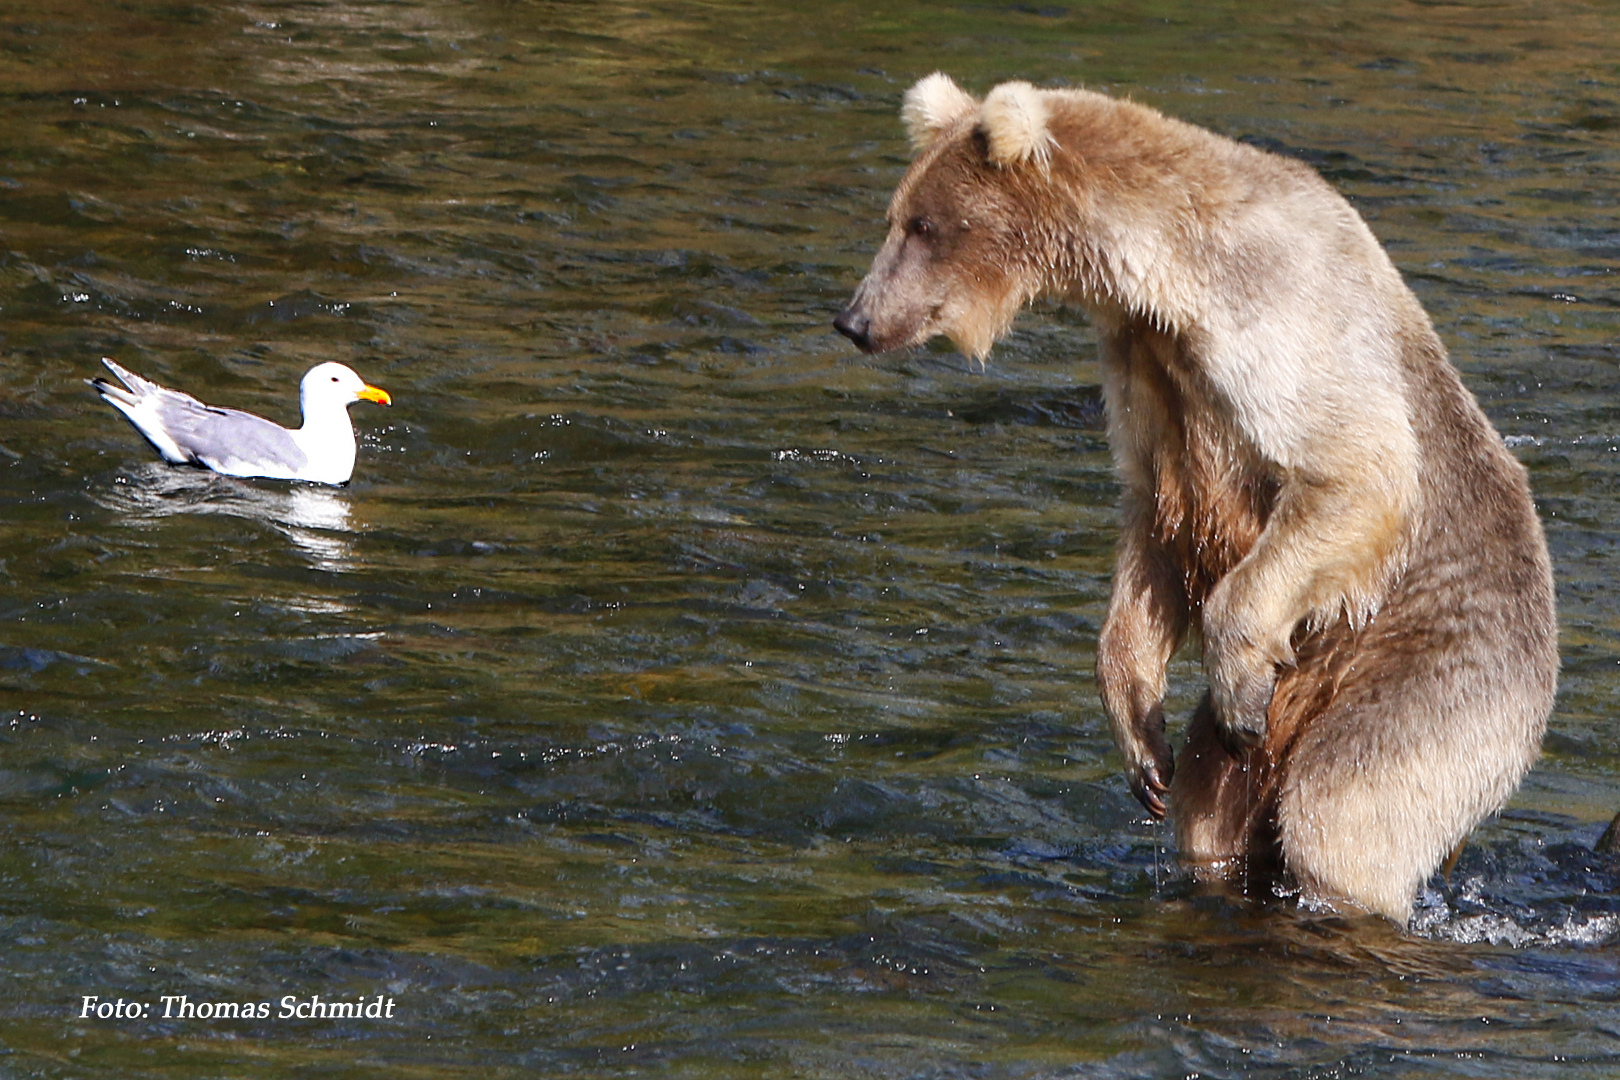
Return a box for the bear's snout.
[833,306,875,352]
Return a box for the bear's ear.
[901,73,979,153]
[980,81,1055,169]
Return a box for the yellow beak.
[357,384,392,406]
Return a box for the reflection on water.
[2,1,1620,1078]
[90,463,360,573]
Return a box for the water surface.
[2,2,1619,1077]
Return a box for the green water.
[3,1,1619,1077]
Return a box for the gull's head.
[301,362,392,411]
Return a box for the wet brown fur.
[836,76,1558,922]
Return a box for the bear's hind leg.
[1273,653,1545,923]
[1170,693,1281,885]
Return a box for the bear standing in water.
[834,74,1557,922]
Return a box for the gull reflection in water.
[92,463,362,572]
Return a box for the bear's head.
[834,74,1061,361]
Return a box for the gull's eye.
[331,376,339,383]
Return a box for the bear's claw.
[1130,758,1171,819]
[1127,716,1174,818]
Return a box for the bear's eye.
[905,216,934,239]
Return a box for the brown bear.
[834,73,1558,923]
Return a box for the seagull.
[89,358,392,486]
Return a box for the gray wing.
[91,359,307,474]
[149,399,309,473]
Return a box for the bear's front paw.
[1128,754,1173,819]
[1123,703,1174,819]
[1210,659,1274,757]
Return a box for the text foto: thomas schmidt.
[80,994,399,1020]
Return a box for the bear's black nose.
[833,307,872,351]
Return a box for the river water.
[2,2,1619,1077]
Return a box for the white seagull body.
[89,358,392,485]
